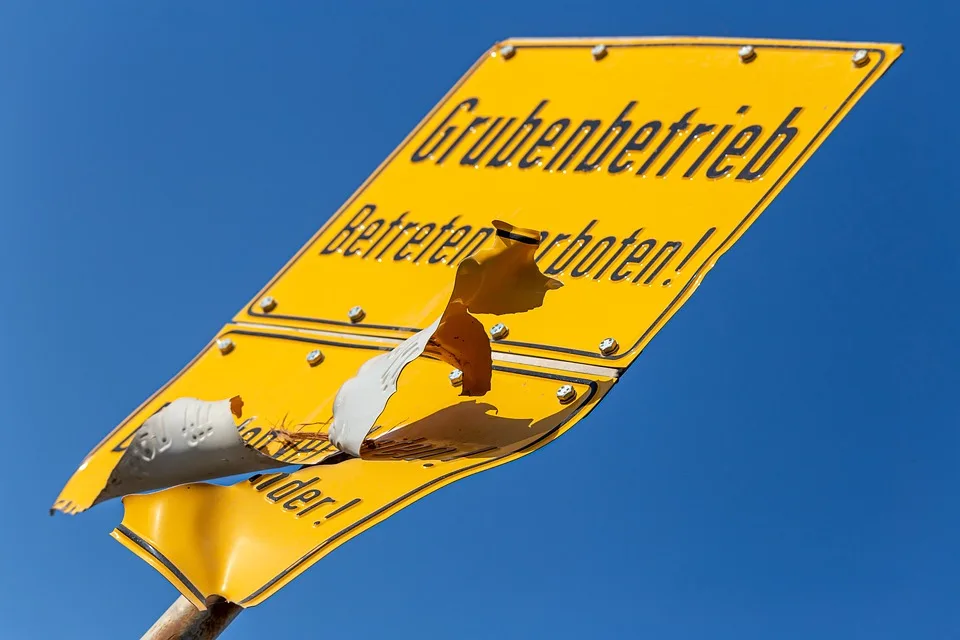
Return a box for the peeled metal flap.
[237,37,902,368]
[94,397,282,505]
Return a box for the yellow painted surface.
[112,332,613,608]
[237,37,902,367]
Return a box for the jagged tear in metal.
[328,220,561,456]
[94,397,284,506]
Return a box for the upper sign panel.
[238,37,901,366]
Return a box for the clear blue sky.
[1,2,956,638]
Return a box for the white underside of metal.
[96,397,284,505]
[328,318,443,456]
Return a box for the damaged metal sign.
[54,36,904,612]
[53,219,560,512]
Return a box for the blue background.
[1,2,956,638]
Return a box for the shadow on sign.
[363,398,578,462]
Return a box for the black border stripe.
[496,228,540,245]
[244,42,891,362]
[116,524,207,604]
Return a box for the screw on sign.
[599,337,619,356]
[489,323,509,340]
[50,37,902,640]
[556,384,577,404]
[347,305,365,323]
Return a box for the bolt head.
[490,323,509,340]
[499,44,516,59]
[216,338,234,355]
[738,45,756,62]
[306,349,324,366]
[591,44,608,60]
[347,306,365,323]
[556,384,577,404]
[258,296,277,312]
[599,337,619,356]
[852,49,870,67]
[449,369,463,387]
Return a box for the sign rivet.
[216,338,235,355]
[556,384,577,404]
[598,337,619,356]
[258,296,277,312]
[490,323,509,340]
[347,306,365,323]
[499,44,516,60]
[738,45,757,63]
[306,349,324,366]
[591,44,608,60]
[852,49,870,67]
[449,369,463,387]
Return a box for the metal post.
[141,595,242,640]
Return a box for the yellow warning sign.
[238,37,902,367]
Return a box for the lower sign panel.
[111,330,613,608]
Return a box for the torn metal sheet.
[328,318,443,456]
[328,220,561,456]
[94,397,284,505]
[112,353,615,609]
[56,35,904,613]
[52,329,389,515]
[451,220,562,317]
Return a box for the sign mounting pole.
[141,596,241,640]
